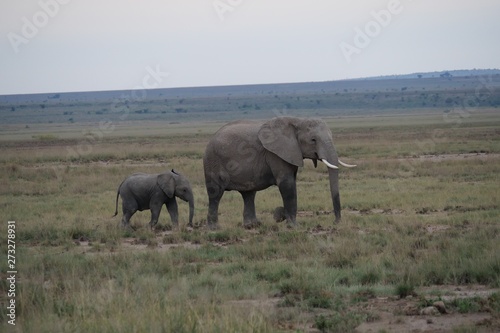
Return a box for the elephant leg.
[277,178,297,226]
[165,198,179,227]
[206,170,231,228]
[149,201,163,230]
[240,191,260,228]
[273,206,286,222]
[207,195,223,229]
[120,198,138,228]
[121,209,136,229]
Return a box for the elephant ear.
[157,173,175,198]
[258,117,304,167]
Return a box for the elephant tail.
[112,182,123,218]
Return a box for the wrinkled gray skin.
[203,116,345,228]
[113,169,194,229]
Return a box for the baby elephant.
[113,169,194,229]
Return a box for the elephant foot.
[120,224,135,235]
[243,223,258,230]
[149,221,161,230]
[207,214,219,227]
[207,223,220,231]
[273,207,286,222]
[243,219,261,229]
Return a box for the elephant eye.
[311,138,316,143]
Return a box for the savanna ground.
[0,107,499,332]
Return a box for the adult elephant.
[203,116,355,228]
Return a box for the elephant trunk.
[188,197,194,227]
[319,142,341,223]
[328,167,341,222]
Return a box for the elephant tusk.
[321,159,338,169]
[338,159,357,168]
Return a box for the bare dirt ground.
[221,283,500,333]
[215,284,500,333]
[408,152,495,162]
[354,285,499,333]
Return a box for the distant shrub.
[32,133,59,141]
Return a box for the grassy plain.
[0,108,499,332]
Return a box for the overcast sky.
[1,0,499,95]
